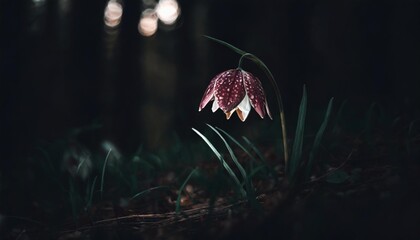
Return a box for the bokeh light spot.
[138,9,158,37]
[104,0,123,28]
[155,0,180,25]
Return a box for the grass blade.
[75,157,86,175]
[242,136,267,163]
[192,128,245,197]
[218,127,273,177]
[332,99,347,135]
[247,165,268,181]
[216,128,257,164]
[208,126,247,180]
[306,98,334,178]
[288,85,307,182]
[242,136,278,179]
[207,125,249,198]
[203,35,247,56]
[100,148,112,200]
[217,128,265,178]
[86,176,97,210]
[176,168,198,214]
[130,186,169,201]
[214,127,275,210]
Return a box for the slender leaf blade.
[100,148,112,199]
[242,136,267,163]
[306,98,334,178]
[289,85,307,181]
[86,176,97,210]
[216,128,257,164]
[130,186,169,201]
[203,35,247,56]
[207,125,248,197]
[192,128,244,195]
[176,168,198,214]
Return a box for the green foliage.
[306,98,334,178]
[131,186,169,201]
[242,136,267,163]
[193,125,266,209]
[176,168,198,214]
[332,99,347,135]
[204,35,246,56]
[75,157,87,176]
[288,85,307,183]
[207,125,250,191]
[100,148,112,200]
[286,86,335,184]
[192,127,246,197]
[221,130,275,180]
[211,126,260,208]
[86,176,97,210]
[242,136,278,179]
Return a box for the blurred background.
[1,0,420,162]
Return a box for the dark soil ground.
[2,128,420,240]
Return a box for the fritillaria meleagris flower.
[199,69,272,122]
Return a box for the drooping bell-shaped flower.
[199,69,272,122]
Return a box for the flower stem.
[238,53,289,167]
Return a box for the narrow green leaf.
[86,176,97,210]
[207,125,248,197]
[306,98,334,178]
[100,148,112,200]
[242,136,278,178]
[192,128,244,196]
[210,126,262,209]
[216,127,258,173]
[203,35,247,56]
[176,168,198,214]
[148,154,163,169]
[192,128,223,159]
[247,165,267,180]
[130,186,169,201]
[242,136,266,163]
[289,85,307,181]
[217,127,277,190]
[75,157,86,175]
[216,128,257,163]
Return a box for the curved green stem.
[238,53,249,69]
[238,53,289,167]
